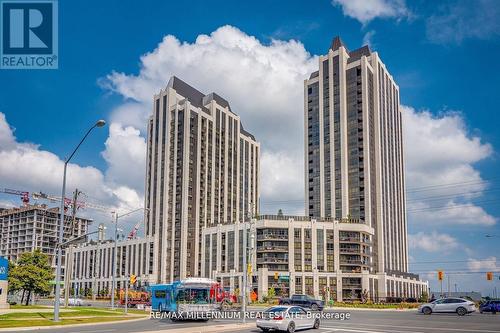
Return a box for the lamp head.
[95,119,106,128]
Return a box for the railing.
[257,234,288,241]
[259,214,312,222]
[257,246,289,252]
[256,258,288,264]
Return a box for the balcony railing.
[257,246,289,252]
[257,234,288,241]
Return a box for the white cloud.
[426,0,500,44]
[102,123,146,191]
[468,256,499,272]
[102,25,318,206]
[362,30,376,48]
[409,231,459,253]
[0,112,143,232]
[402,106,495,226]
[332,0,410,24]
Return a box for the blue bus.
[151,278,220,315]
[150,282,180,312]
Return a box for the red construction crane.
[127,221,141,239]
[31,191,111,213]
[0,188,30,206]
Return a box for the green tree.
[418,291,429,303]
[8,250,54,305]
[267,287,276,299]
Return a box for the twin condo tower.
[69,37,427,301]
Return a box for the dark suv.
[480,300,500,314]
[278,294,324,311]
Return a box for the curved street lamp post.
[53,120,106,322]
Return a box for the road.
[2,309,499,333]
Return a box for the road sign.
[130,274,137,285]
[0,257,8,280]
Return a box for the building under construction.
[0,204,92,277]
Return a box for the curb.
[328,307,417,312]
[145,323,255,333]
[0,315,149,331]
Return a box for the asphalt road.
[2,309,499,333]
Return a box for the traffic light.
[274,272,279,280]
[130,274,137,285]
[486,272,493,281]
[438,270,444,281]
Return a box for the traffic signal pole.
[125,277,128,315]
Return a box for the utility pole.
[241,202,253,324]
[125,276,129,315]
[111,212,118,309]
[69,189,81,238]
[447,275,451,297]
[242,220,247,324]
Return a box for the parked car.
[256,306,320,333]
[279,294,324,311]
[59,297,84,306]
[479,300,500,314]
[418,298,476,316]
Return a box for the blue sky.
[1,0,499,295]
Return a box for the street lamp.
[54,120,106,322]
[110,207,148,310]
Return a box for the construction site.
[0,187,150,301]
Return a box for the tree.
[267,287,276,299]
[419,291,429,303]
[8,250,54,305]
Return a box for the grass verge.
[0,307,149,328]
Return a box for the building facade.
[144,76,260,283]
[203,216,427,302]
[304,37,408,275]
[65,237,154,297]
[0,204,92,278]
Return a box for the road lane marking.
[322,323,500,333]
[68,328,116,333]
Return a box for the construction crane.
[127,221,142,239]
[0,188,30,206]
[31,191,112,213]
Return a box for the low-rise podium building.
[202,215,427,302]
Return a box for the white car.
[256,305,320,333]
[418,298,476,316]
[59,297,84,306]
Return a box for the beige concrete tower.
[144,77,260,283]
[304,37,408,276]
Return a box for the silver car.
[256,305,320,333]
[419,298,476,316]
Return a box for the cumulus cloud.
[0,112,143,233]
[402,106,495,226]
[426,0,500,44]
[102,123,146,191]
[331,0,410,24]
[102,25,318,211]
[409,231,459,253]
[468,256,499,272]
